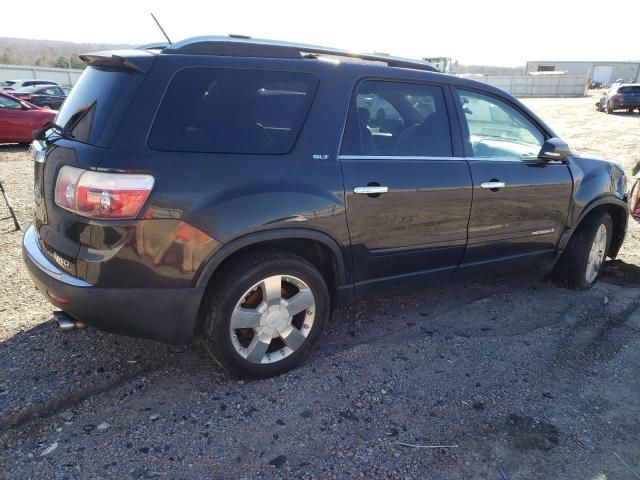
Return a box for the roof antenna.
[150,12,172,45]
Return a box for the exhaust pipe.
[53,311,86,331]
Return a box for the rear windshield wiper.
[32,121,75,142]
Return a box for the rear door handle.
[354,186,389,194]
[480,181,506,190]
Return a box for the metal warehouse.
[525,61,640,84]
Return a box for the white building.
[525,61,640,84]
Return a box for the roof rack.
[160,36,438,73]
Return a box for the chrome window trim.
[338,155,464,161]
[338,154,566,164]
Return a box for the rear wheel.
[628,108,634,113]
[606,101,614,114]
[553,211,612,289]
[203,249,330,379]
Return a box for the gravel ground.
[1,94,640,479]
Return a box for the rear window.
[149,68,318,154]
[619,86,640,93]
[55,66,143,145]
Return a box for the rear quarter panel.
[95,55,355,285]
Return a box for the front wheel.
[553,211,612,289]
[203,249,330,379]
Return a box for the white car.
[1,79,60,91]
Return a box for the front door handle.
[480,181,506,190]
[354,186,389,194]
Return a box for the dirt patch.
[505,414,560,452]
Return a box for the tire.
[606,102,614,114]
[628,108,634,113]
[203,249,330,379]
[553,211,612,290]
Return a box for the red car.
[0,92,57,144]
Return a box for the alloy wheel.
[229,275,316,364]
[585,223,607,283]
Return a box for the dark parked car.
[0,92,56,144]
[10,85,67,110]
[596,83,640,113]
[1,79,60,91]
[23,37,629,379]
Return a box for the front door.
[339,80,472,294]
[453,88,573,267]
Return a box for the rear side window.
[149,68,318,154]
[341,80,452,157]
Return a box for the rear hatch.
[32,51,155,276]
[618,85,640,104]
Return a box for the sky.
[4,0,640,66]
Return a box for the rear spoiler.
[78,50,156,74]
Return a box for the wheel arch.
[195,228,348,301]
[561,196,628,258]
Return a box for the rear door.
[339,79,472,294]
[453,88,573,268]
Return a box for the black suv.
[23,36,629,379]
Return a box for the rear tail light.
[54,166,154,219]
[613,94,621,101]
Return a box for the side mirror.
[538,137,570,161]
[20,101,31,110]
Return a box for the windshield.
[55,66,143,145]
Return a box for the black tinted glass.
[619,86,640,93]
[341,80,452,157]
[56,67,139,145]
[149,68,318,154]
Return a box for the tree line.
[0,37,131,69]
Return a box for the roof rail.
[135,42,170,50]
[161,36,438,73]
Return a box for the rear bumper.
[612,102,640,109]
[22,224,204,344]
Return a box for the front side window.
[341,80,452,157]
[456,90,544,159]
[149,68,318,155]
